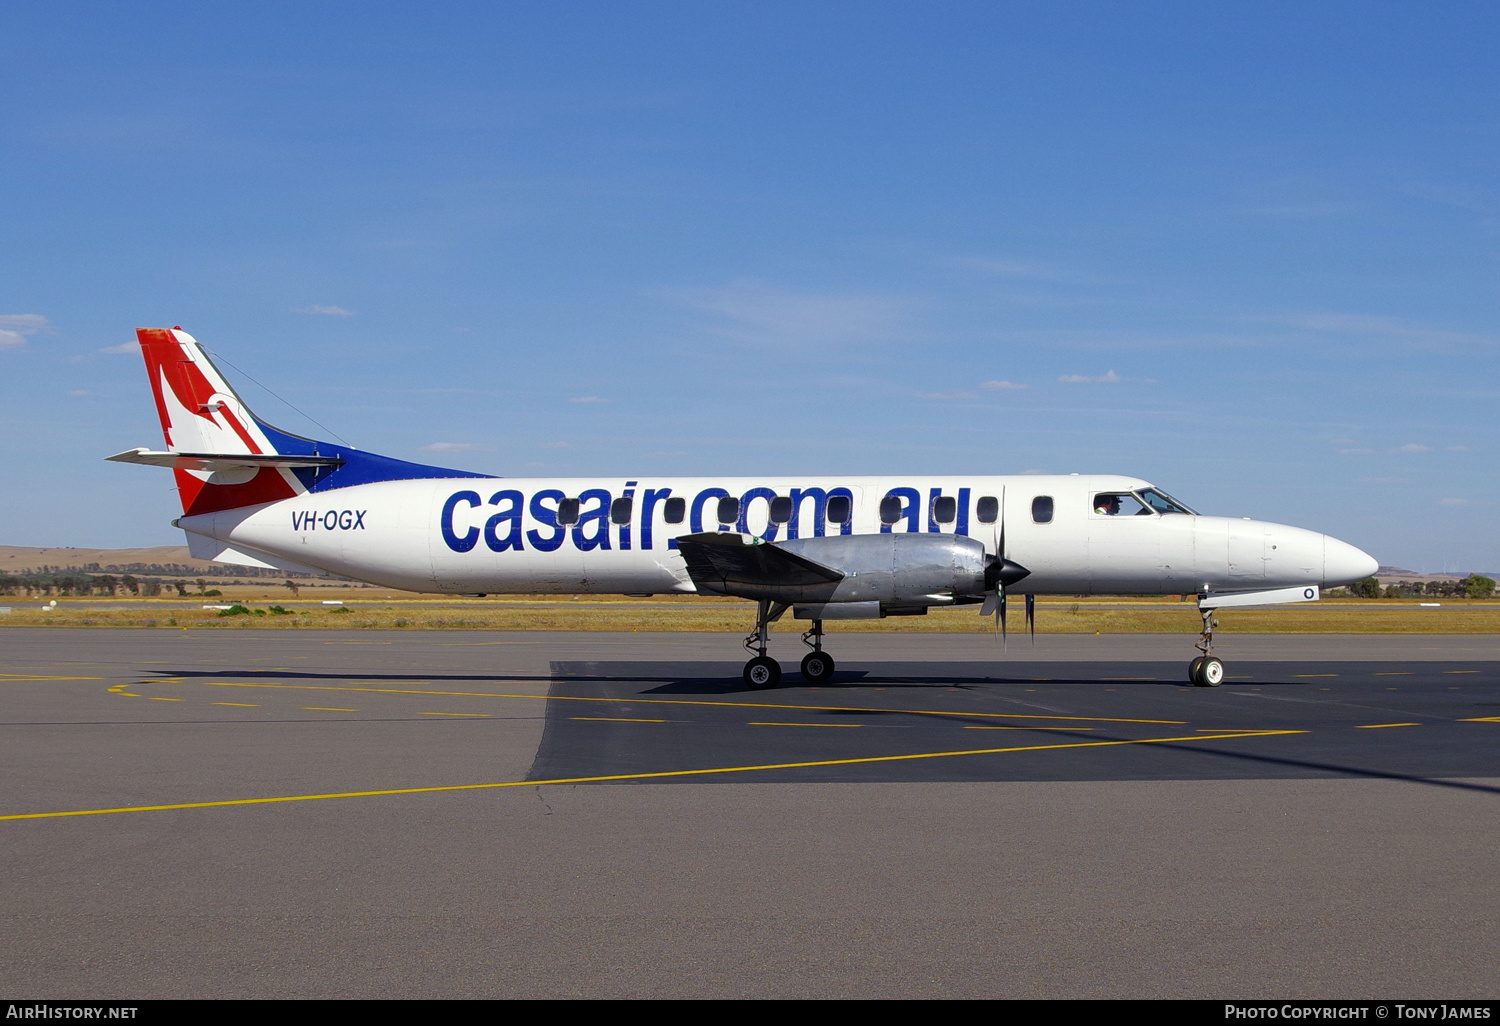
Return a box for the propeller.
[980,487,1031,649]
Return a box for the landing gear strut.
[799,619,836,682]
[742,599,788,689]
[1189,605,1225,687]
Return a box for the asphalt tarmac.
[2,628,1498,998]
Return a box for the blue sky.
[2,1,1496,571]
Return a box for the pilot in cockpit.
[1093,494,1121,516]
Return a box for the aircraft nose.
[1323,535,1378,587]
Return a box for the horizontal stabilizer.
[106,448,345,472]
[675,532,844,593]
[1200,584,1320,609]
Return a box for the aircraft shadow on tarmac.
[145,666,1163,690]
[147,662,1296,692]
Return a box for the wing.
[674,532,845,595]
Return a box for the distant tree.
[283,579,300,598]
[120,574,140,596]
[172,580,189,597]
[1351,577,1381,599]
[1462,575,1496,600]
[95,574,118,596]
[141,579,163,597]
[195,578,207,595]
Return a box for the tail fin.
[135,327,304,515]
[114,326,494,519]
[139,327,281,458]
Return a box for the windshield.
[1137,488,1197,515]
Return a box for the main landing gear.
[1189,605,1225,687]
[741,600,837,688]
[799,619,836,683]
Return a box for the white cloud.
[668,281,909,351]
[951,255,1079,283]
[568,396,606,404]
[1393,443,1432,454]
[917,390,979,400]
[0,314,54,351]
[1288,312,1494,348]
[419,442,480,453]
[980,380,1027,390]
[1059,370,1122,383]
[1238,202,1357,218]
[98,342,135,354]
[295,305,356,317]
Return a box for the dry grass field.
[2,588,1497,634]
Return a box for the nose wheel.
[1188,656,1224,687]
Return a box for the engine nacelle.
[675,530,990,610]
[781,533,988,606]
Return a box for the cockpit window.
[1093,492,1151,517]
[1137,488,1196,515]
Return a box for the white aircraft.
[108,327,1378,689]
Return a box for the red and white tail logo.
[136,327,304,516]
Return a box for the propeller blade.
[999,587,1008,650]
[1025,592,1035,643]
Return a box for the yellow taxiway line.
[195,680,1188,725]
[0,730,1301,822]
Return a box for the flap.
[674,532,845,591]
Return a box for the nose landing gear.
[1190,605,1224,686]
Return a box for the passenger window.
[879,495,903,524]
[932,495,956,524]
[663,497,686,524]
[610,497,633,525]
[1031,496,1053,523]
[976,496,999,524]
[826,495,851,524]
[557,497,580,526]
[717,496,740,524]
[769,496,792,524]
[1092,492,1150,517]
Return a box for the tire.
[800,652,836,682]
[1188,657,1205,684]
[743,656,782,690]
[1199,657,1224,687]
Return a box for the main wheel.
[1194,657,1224,687]
[743,656,782,690]
[1188,656,1205,683]
[800,652,836,682]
